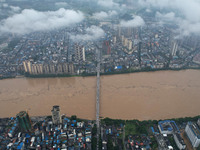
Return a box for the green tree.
[91,137,97,150]
[92,124,97,136]
[107,136,114,150]
[70,115,77,120]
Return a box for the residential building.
[63,63,69,73]
[43,64,50,74]
[16,111,32,132]
[128,40,132,50]
[37,64,43,74]
[31,64,38,74]
[173,133,186,149]
[158,120,180,134]
[49,64,56,74]
[51,105,62,125]
[57,64,63,74]
[185,122,200,148]
[171,41,178,56]
[75,44,85,63]
[197,118,200,127]
[69,63,74,74]
[23,60,32,74]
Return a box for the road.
[123,125,126,150]
[96,47,101,150]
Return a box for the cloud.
[0,3,21,12]
[120,16,145,27]
[92,10,117,20]
[70,25,105,42]
[97,0,126,10]
[138,0,200,36]
[98,0,119,8]
[0,8,84,34]
[10,6,21,12]
[55,2,68,8]
[145,9,151,13]
[176,20,200,37]
[155,12,176,22]
[2,3,8,8]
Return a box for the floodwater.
[0,70,200,120]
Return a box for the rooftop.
[188,122,200,138]
[158,120,180,133]
[16,111,27,118]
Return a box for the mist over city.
[1,0,200,150]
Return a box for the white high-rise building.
[185,122,200,148]
[74,44,85,63]
[171,41,178,56]
[173,133,186,149]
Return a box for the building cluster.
[0,106,92,149]
[126,134,152,149]
[156,120,185,150]
[100,124,124,150]
[0,16,200,77]
[1,108,200,150]
[23,60,75,75]
[150,119,200,150]
[99,21,200,74]
[113,26,137,54]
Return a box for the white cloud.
[92,10,117,20]
[156,12,176,22]
[176,20,200,37]
[138,0,200,36]
[55,2,68,8]
[98,0,119,8]
[2,3,8,8]
[10,6,21,12]
[145,9,151,13]
[70,25,105,42]
[0,8,84,34]
[120,16,145,28]
[0,3,21,12]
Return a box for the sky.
[0,0,200,39]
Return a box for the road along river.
[0,69,200,120]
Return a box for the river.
[0,69,200,120]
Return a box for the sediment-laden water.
[0,69,200,120]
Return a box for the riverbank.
[22,66,200,78]
[1,114,199,125]
[1,67,200,80]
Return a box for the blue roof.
[116,66,122,69]
[17,142,23,150]
[158,120,180,133]
[151,127,155,133]
[25,134,31,138]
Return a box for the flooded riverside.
[0,69,200,120]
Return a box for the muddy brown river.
[0,69,200,120]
